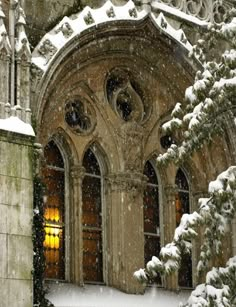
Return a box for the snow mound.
[47,283,190,307]
[0,116,35,136]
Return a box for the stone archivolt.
[31,0,192,75]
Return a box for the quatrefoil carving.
[64,97,96,135]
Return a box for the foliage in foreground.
[135,10,236,307]
[135,166,236,306]
[157,15,236,166]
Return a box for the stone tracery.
[64,97,96,135]
[157,0,233,23]
[106,68,149,124]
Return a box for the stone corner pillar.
[0,129,35,307]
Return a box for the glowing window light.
[45,207,60,222]
[43,140,65,280]
[44,225,61,249]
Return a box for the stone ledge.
[0,128,35,146]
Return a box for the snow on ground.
[47,283,190,307]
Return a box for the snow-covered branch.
[184,257,236,307]
[157,17,236,167]
[134,167,236,295]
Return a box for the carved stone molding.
[38,38,57,64]
[70,165,86,180]
[164,185,178,200]
[107,171,147,199]
[55,20,74,38]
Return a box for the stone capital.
[106,171,147,199]
[164,185,178,195]
[70,165,86,180]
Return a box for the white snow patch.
[0,116,35,136]
[47,283,190,307]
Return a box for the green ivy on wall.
[33,176,54,307]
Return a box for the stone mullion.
[164,185,178,290]
[16,59,21,107]
[107,172,146,293]
[106,176,124,289]
[70,166,85,285]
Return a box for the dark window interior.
[82,148,103,283]
[143,161,161,284]
[175,169,192,288]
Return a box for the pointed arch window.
[42,141,65,280]
[143,160,161,284]
[82,148,103,283]
[175,169,192,288]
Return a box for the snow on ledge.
[0,116,35,136]
[32,0,192,74]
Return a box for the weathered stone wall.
[0,130,34,307]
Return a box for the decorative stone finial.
[15,4,31,60]
[16,4,26,25]
[0,1,11,56]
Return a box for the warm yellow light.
[44,234,50,247]
[54,208,60,222]
[44,224,61,249]
[44,207,60,222]
[54,236,59,249]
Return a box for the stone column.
[70,165,85,285]
[0,129,34,307]
[163,185,178,290]
[107,171,146,293]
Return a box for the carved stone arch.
[41,130,77,282]
[32,14,198,125]
[81,140,112,284]
[143,151,168,185]
[49,127,79,169]
[82,140,110,176]
[175,166,189,186]
[178,160,207,194]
